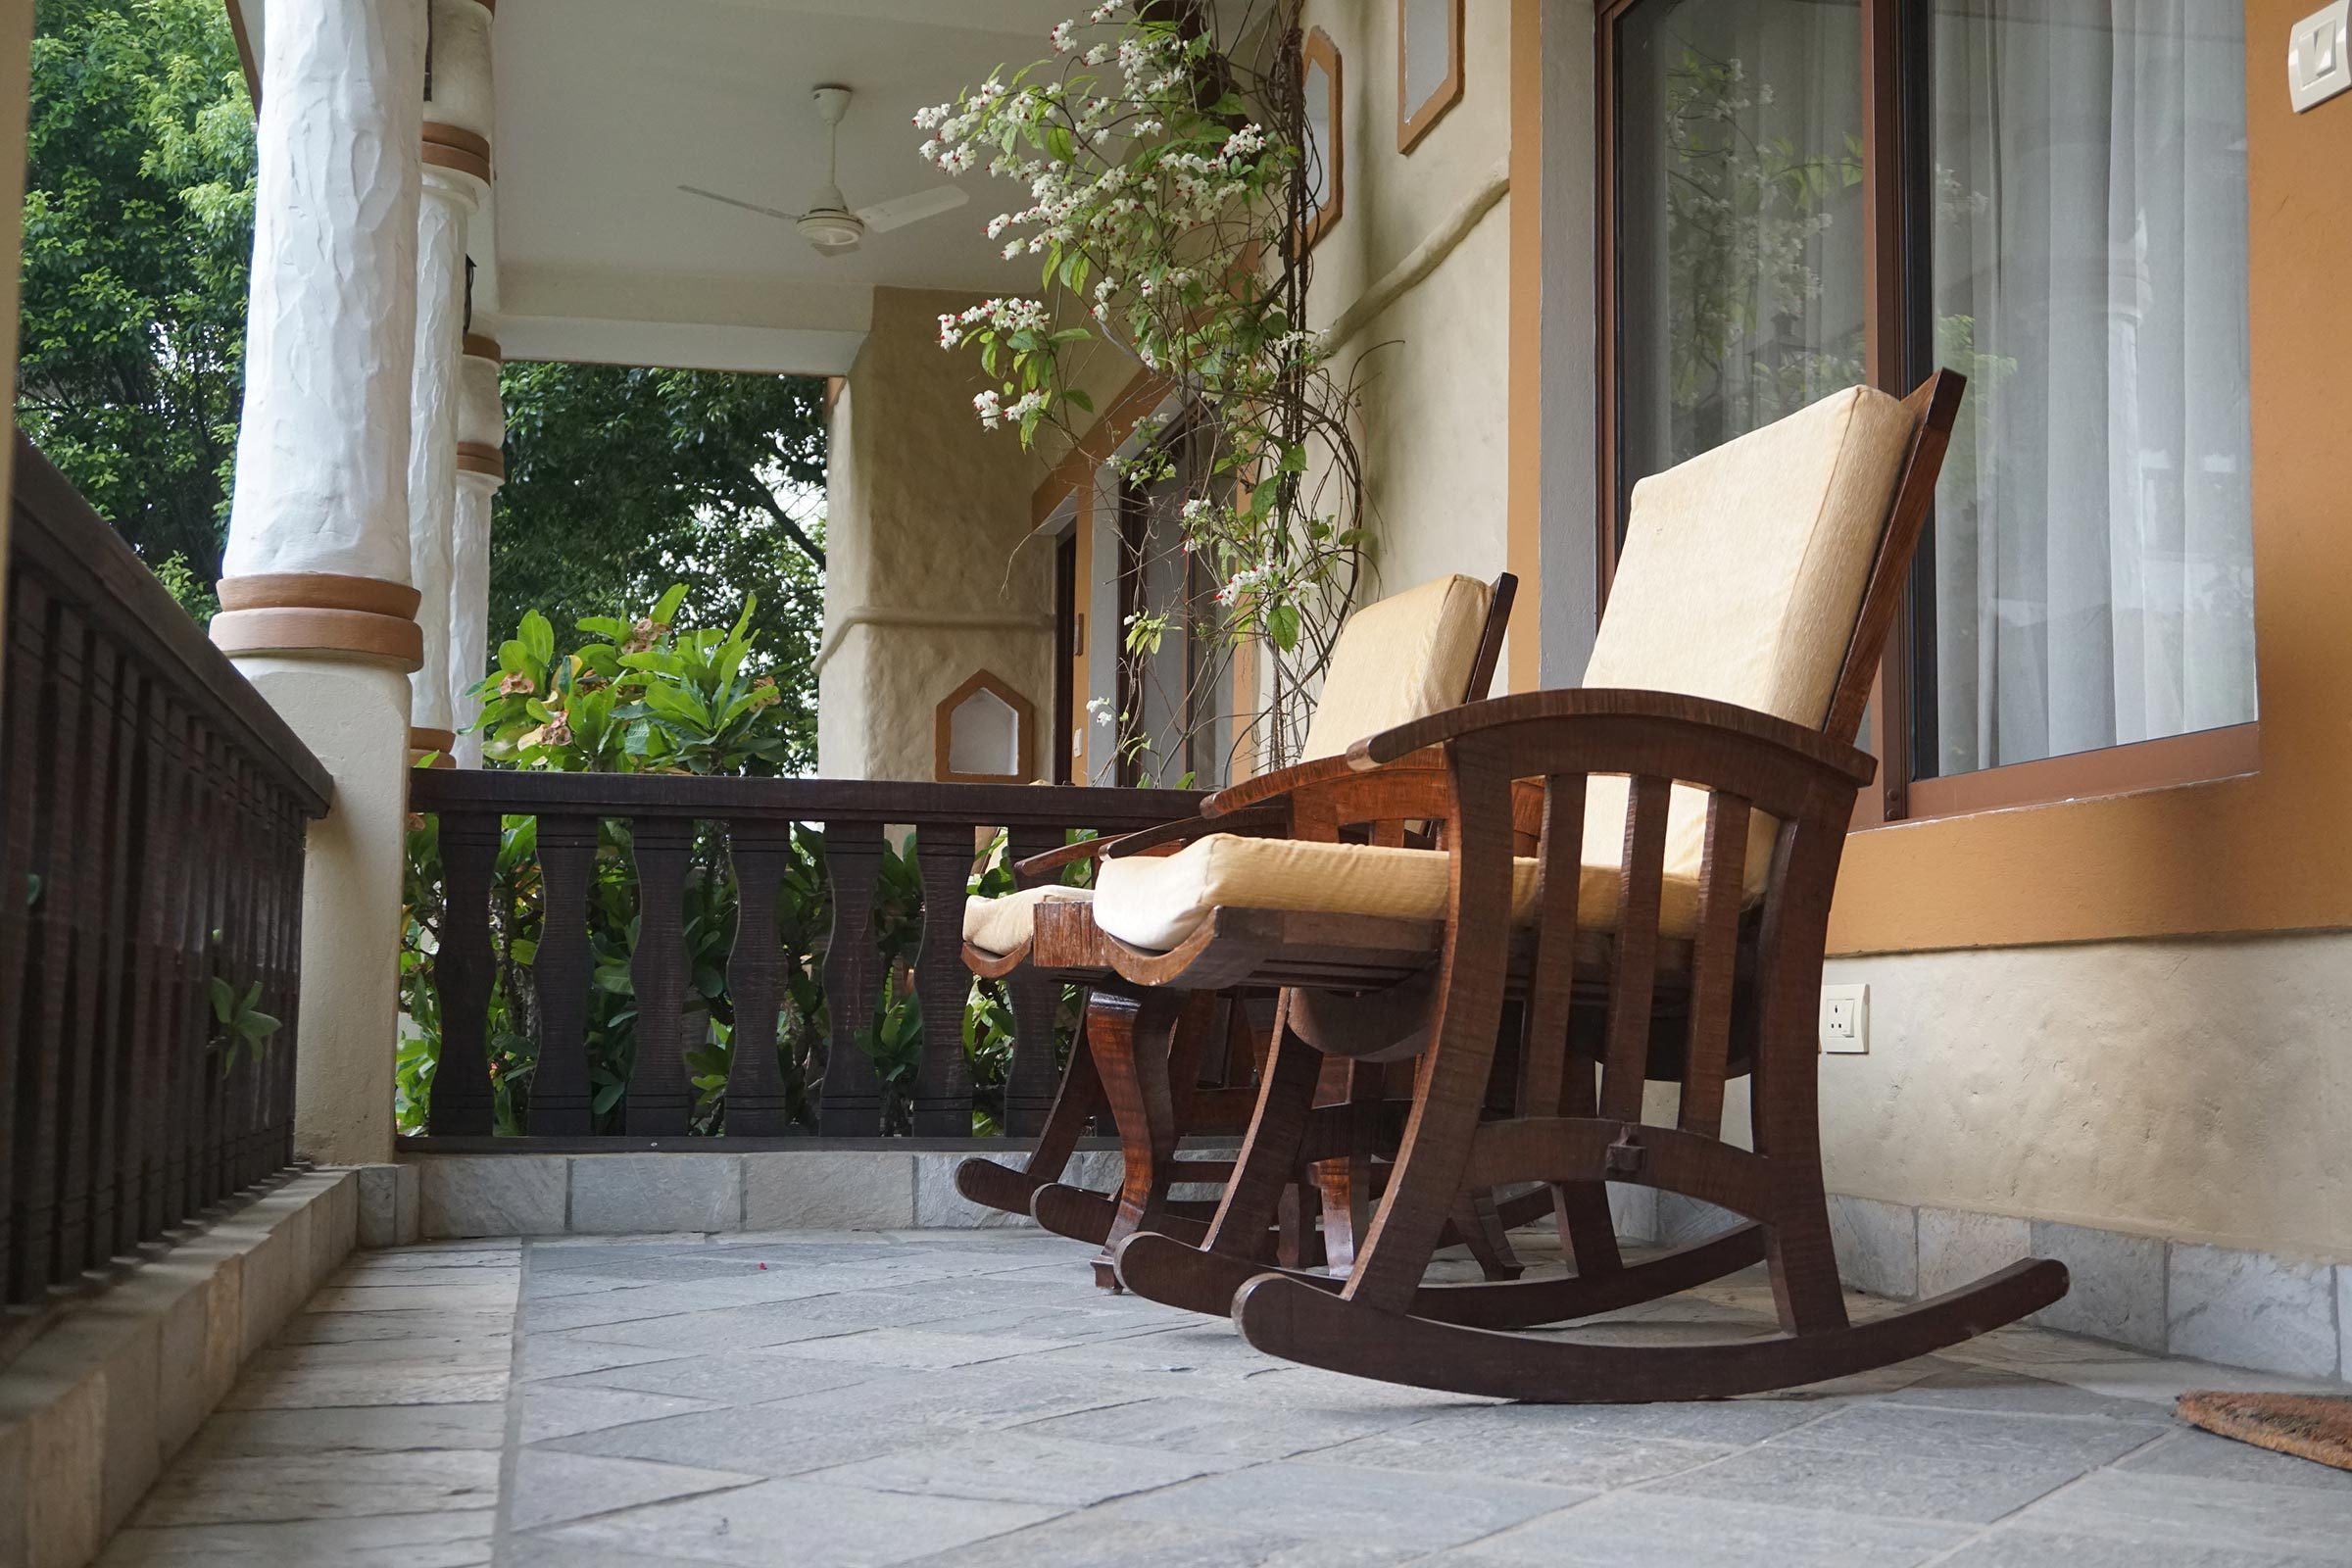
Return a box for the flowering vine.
[920,1,1370,772]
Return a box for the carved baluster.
[908,823,982,1137]
[430,808,501,1135]
[816,820,887,1135]
[723,820,797,1136]
[623,816,697,1135]
[529,814,601,1134]
[1000,824,1066,1136]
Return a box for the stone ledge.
[0,1167,362,1568]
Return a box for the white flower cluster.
[936,296,1051,352]
[1213,564,1273,608]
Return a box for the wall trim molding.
[1323,157,1509,352]
[812,606,1055,676]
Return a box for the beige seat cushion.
[966,573,1492,958]
[1093,832,1705,953]
[1299,573,1494,760]
[1583,385,1914,893]
[962,884,1094,957]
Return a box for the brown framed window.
[1397,0,1464,152]
[1597,0,2260,821]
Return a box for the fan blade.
[677,184,803,224]
[856,185,969,233]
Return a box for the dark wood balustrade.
[408,769,1202,1138]
[0,439,331,1307]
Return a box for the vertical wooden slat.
[1000,824,1066,1137]
[1677,793,1750,1139]
[430,809,501,1135]
[1595,775,1670,1124]
[55,633,122,1273]
[18,599,89,1294]
[113,671,168,1254]
[154,699,204,1235]
[192,722,232,1214]
[1517,774,1587,1117]
[0,575,51,1295]
[815,820,887,1136]
[529,813,601,1134]
[623,816,697,1135]
[85,661,146,1261]
[907,824,978,1137]
[721,820,797,1136]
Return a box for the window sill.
[1864,722,2260,826]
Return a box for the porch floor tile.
[100,1230,2352,1567]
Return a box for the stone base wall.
[0,1168,370,1568]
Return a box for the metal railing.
[407,768,1201,1140]
[0,438,330,1305]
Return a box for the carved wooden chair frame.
[955,574,1521,1276]
[1061,372,2069,1398]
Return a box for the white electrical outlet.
[1820,984,1869,1055]
[2290,1,2352,113]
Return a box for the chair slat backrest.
[1298,572,1515,762]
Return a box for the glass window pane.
[1616,0,1867,534]
[1921,2,2257,778]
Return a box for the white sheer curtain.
[1927,0,2256,775]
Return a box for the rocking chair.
[1059,372,2070,1399]
[955,572,1519,1266]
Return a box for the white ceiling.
[240,0,1078,372]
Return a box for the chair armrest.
[1098,805,1291,861]
[1009,836,1116,879]
[1346,689,1876,785]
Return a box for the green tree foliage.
[18,0,254,614]
[16,0,831,718]
[489,364,828,771]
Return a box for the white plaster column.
[406,0,496,762]
[211,0,428,1166]
[450,335,506,765]
[404,166,479,761]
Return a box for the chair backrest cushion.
[1300,573,1494,761]
[1581,385,1915,889]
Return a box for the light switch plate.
[1820,983,1869,1055]
[2290,1,2352,113]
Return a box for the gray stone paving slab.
[182,1401,508,1456]
[1014,1391,1430,1460]
[2118,1427,2352,1493]
[96,1509,498,1568]
[1935,1528,2325,1567]
[517,1382,723,1444]
[1314,1404,1737,1490]
[798,1425,1241,1506]
[1643,1441,2119,1526]
[1440,1491,1974,1566]
[2001,1470,2352,1559]
[505,1447,760,1533]
[552,1346,886,1404]
[892,1512,1429,1568]
[539,1399,948,1478]
[1099,1457,1590,1552]
[524,1476,1063,1567]
[106,1227,2352,1568]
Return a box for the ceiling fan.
[679,84,968,256]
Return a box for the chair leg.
[1450,1188,1524,1282]
[1087,985,1216,1267]
[954,995,1102,1219]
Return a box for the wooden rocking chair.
[1055,372,2070,1399]
[955,572,1519,1265]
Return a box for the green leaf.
[652,583,690,625]
[1266,604,1300,652]
[519,610,555,666]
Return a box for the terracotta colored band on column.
[455,442,507,481]
[409,726,458,754]
[462,334,503,363]
[213,572,424,669]
[422,122,492,185]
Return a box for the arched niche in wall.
[935,670,1038,784]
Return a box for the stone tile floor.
[99,1229,2352,1566]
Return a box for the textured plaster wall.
[1821,934,2352,1260]
[1297,0,1513,617]
[819,286,1055,780]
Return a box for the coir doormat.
[2176,1392,2352,1472]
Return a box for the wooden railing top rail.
[408,768,1208,828]
[9,434,332,815]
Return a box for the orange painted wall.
[1825,0,2352,955]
